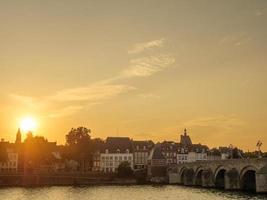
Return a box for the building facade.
[133,140,154,170]
[100,137,133,173]
[0,144,19,172]
[161,141,178,165]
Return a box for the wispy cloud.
[10,83,135,118]
[138,93,161,99]
[49,83,135,102]
[183,115,244,131]
[255,10,263,16]
[47,106,83,118]
[10,94,45,109]
[218,33,252,47]
[122,55,175,77]
[11,37,175,118]
[128,38,165,54]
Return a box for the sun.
[20,117,37,132]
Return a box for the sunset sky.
[1,0,267,151]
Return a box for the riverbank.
[0,173,149,187]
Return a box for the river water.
[0,185,266,200]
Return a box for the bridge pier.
[225,169,240,190]
[202,169,214,188]
[183,169,194,186]
[256,167,267,193]
[168,173,180,184]
[168,159,267,193]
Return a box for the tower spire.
[15,128,21,144]
[184,128,187,136]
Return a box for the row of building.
[0,129,233,173]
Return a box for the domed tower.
[15,128,22,144]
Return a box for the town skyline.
[1,1,267,152]
[1,125,264,153]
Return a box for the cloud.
[138,93,161,99]
[49,83,135,102]
[10,83,135,118]
[128,38,165,54]
[255,10,263,16]
[9,94,45,109]
[10,38,174,118]
[182,115,244,131]
[122,55,175,77]
[47,106,83,118]
[218,33,251,47]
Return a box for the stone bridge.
[168,158,267,193]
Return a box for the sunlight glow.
[20,117,37,132]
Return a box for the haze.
[0,0,267,151]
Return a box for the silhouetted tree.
[117,161,133,178]
[232,148,243,159]
[91,138,105,152]
[66,127,91,146]
[23,132,56,173]
[65,127,93,171]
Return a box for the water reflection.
[0,185,266,200]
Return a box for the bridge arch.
[194,167,204,186]
[214,165,229,189]
[179,167,188,185]
[180,168,195,186]
[240,165,257,192]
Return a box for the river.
[0,185,266,200]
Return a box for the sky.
[0,0,267,151]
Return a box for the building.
[147,143,167,180]
[100,137,133,173]
[187,144,208,162]
[177,129,209,163]
[132,140,154,170]
[160,141,178,165]
[180,129,192,146]
[208,148,222,160]
[0,141,19,172]
[92,151,101,172]
[176,145,189,164]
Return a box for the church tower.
[180,128,192,146]
[15,128,22,144]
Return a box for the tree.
[66,127,91,146]
[232,148,243,159]
[117,161,133,178]
[65,127,93,172]
[23,133,54,171]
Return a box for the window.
[105,149,109,153]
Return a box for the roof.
[103,137,133,153]
[132,140,154,151]
[188,144,209,152]
[148,144,166,160]
[160,141,179,152]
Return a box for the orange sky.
[0,0,267,151]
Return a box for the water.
[0,185,266,200]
